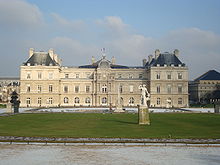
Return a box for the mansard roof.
[195,70,220,81]
[145,52,184,67]
[79,56,129,69]
[23,52,58,66]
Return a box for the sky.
[0,0,220,79]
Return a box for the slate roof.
[79,63,129,69]
[145,52,184,67]
[23,52,58,66]
[195,70,220,81]
[79,56,129,69]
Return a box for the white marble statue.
[139,84,150,107]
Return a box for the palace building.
[19,48,188,108]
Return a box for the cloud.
[49,37,98,65]
[0,1,219,80]
[95,18,220,78]
[96,16,131,38]
[0,0,44,30]
[51,13,86,32]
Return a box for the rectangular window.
[157,98,161,105]
[64,86,68,93]
[48,98,53,104]
[65,74,69,79]
[49,72,53,79]
[75,86,79,93]
[118,74,122,78]
[86,86,90,93]
[178,85,183,93]
[37,98,42,105]
[86,73,90,78]
[27,85,30,93]
[119,85,123,93]
[76,74,79,78]
[167,84,171,94]
[27,72,31,79]
[26,98,31,105]
[178,73,182,79]
[37,85,42,93]
[49,85,53,92]
[178,98,183,104]
[139,74,143,79]
[156,85,160,93]
[129,74,133,79]
[167,72,171,79]
[156,73,160,80]
[129,85,134,93]
[38,72,42,79]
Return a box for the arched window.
[85,97,91,104]
[129,97,134,105]
[75,97,80,104]
[64,97,69,103]
[102,84,107,93]
[102,97,107,104]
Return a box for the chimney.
[112,56,116,65]
[155,49,160,59]
[49,48,54,59]
[142,59,147,67]
[174,49,179,57]
[91,56,95,64]
[148,55,153,64]
[29,48,34,57]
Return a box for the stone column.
[138,105,150,125]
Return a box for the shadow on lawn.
[103,119,137,125]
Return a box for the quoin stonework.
[19,48,188,108]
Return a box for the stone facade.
[189,70,220,104]
[20,48,188,108]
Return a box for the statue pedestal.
[114,104,125,113]
[6,103,13,113]
[138,105,150,125]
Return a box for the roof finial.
[101,48,106,59]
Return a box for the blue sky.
[0,0,220,79]
[28,0,220,36]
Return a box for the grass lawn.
[0,113,220,139]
